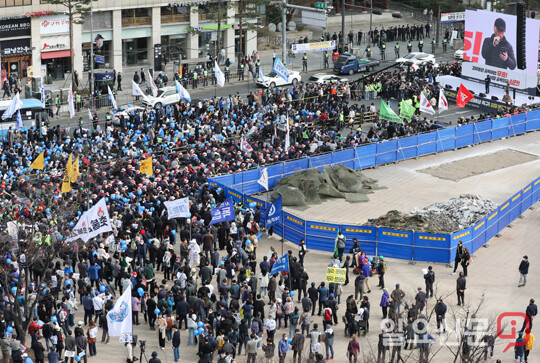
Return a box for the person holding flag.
[107,86,118,110]
[175,79,191,103]
[438,89,448,113]
[419,92,435,115]
[456,84,474,108]
[215,61,225,87]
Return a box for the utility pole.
[436,4,440,47]
[89,0,94,103]
[281,1,326,64]
[282,0,287,64]
[342,0,345,50]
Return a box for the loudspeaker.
[469,90,475,95]
[491,95,499,101]
[517,3,527,70]
[445,84,452,89]
[479,93,486,98]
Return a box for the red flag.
[456,84,474,108]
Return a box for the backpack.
[276,303,283,317]
[251,320,259,334]
[166,317,173,329]
[324,309,332,322]
[216,336,225,350]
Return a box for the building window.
[161,5,190,23]
[82,11,112,31]
[0,0,30,7]
[122,8,151,27]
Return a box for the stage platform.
[284,131,540,225]
[437,75,540,111]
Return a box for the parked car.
[454,48,464,60]
[142,86,180,108]
[395,52,437,70]
[308,73,349,84]
[256,71,301,88]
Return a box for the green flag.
[380,100,403,124]
[399,99,415,122]
[302,130,309,139]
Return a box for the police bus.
[0,98,47,136]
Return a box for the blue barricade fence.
[207,111,540,263]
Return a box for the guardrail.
[208,109,540,263]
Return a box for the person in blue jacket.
[515,331,526,363]
[362,260,372,293]
[278,333,289,363]
[88,262,101,289]
[317,282,329,316]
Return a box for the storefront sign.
[185,24,235,32]
[41,35,70,51]
[0,38,31,55]
[0,18,31,38]
[40,14,70,35]
[25,11,54,18]
[94,55,104,64]
[169,1,209,6]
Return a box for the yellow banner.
[325,267,347,284]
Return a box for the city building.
[0,0,258,81]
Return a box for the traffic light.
[516,3,526,70]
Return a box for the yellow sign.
[325,267,346,284]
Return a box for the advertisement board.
[463,10,540,94]
[40,14,70,35]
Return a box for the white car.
[395,52,437,69]
[256,71,301,88]
[142,86,180,108]
[107,105,146,125]
[308,73,348,84]
[454,48,464,60]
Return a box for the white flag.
[258,67,267,87]
[164,197,190,220]
[215,61,225,87]
[419,92,435,115]
[175,79,191,102]
[146,69,158,97]
[106,286,132,337]
[258,168,269,191]
[68,84,75,118]
[284,116,290,152]
[2,92,20,120]
[88,108,93,121]
[66,197,113,243]
[15,109,23,130]
[438,90,448,114]
[40,76,46,108]
[107,86,118,110]
[132,80,149,102]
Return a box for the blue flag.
[270,253,290,274]
[210,198,235,225]
[272,56,289,82]
[15,109,23,130]
[266,196,282,228]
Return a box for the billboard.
[462,10,540,94]
[441,12,465,22]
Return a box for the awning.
[41,50,73,59]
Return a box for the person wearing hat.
[149,351,162,363]
[518,255,529,287]
[481,17,516,70]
